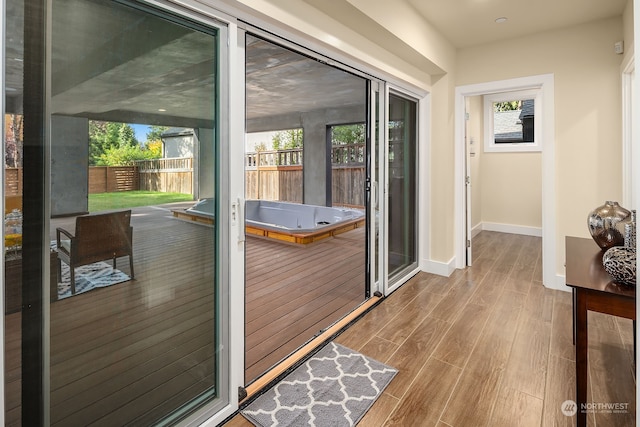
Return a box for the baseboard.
[480,222,542,237]
[542,273,572,292]
[421,257,456,277]
[471,223,483,237]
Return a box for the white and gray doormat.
[241,342,397,426]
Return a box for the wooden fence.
[245,148,303,167]
[244,144,365,206]
[137,157,193,194]
[332,166,366,207]
[5,144,365,205]
[245,166,303,203]
[245,143,364,168]
[5,164,175,196]
[89,166,138,193]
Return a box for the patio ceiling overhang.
[5,0,365,130]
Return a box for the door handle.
[237,196,245,243]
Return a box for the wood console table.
[565,236,636,427]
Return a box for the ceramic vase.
[587,201,631,250]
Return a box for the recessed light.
[495,17,508,24]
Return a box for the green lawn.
[88,191,193,212]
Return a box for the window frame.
[483,88,542,153]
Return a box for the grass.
[88,191,193,212]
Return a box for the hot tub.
[186,197,215,218]
[171,198,216,226]
[173,199,365,244]
[245,200,365,243]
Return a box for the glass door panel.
[371,83,383,292]
[387,92,417,282]
[43,0,223,424]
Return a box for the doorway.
[243,34,370,384]
[454,74,556,289]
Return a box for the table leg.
[572,287,576,345]
[575,290,588,427]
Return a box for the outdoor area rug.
[241,342,397,427]
[51,242,131,300]
[57,261,130,300]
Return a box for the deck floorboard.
[4,203,366,425]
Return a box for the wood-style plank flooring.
[4,203,366,425]
[227,231,636,427]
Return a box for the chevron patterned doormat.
[241,342,397,427]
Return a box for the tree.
[97,143,161,166]
[271,128,303,150]
[118,123,138,148]
[89,121,138,165]
[493,101,521,112]
[145,140,163,158]
[145,125,169,144]
[331,124,365,145]
[254,142,267,152]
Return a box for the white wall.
[480,152,542,233]
[428,73,456,265]
[623,0,635,64]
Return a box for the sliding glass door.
[4,0,231,424]
[243,34,370,384]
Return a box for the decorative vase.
[587,201,631,250]
[602,247,636,287]
[623,210,636,249]
[602,209,636,287]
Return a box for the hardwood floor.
[227,231,636,427]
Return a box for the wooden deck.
[4,202,366,425]
[245,225,366,382]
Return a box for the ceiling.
[406,0,628,48]
[6,0,367,128]
[245,35,366,121]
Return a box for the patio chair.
[56,209,134,294]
